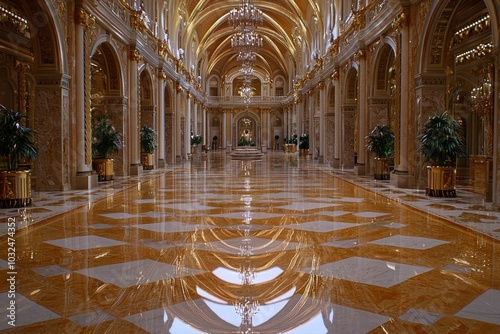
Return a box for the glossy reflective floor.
[1,152,499,333]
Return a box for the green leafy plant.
[299,133,309,150]
[191,134,202,145]
[366,125,394,158]
[140,126,158,154]
[418,111,465,166]
[0,105,38,170]
[92,114,123,159]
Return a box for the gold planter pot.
[0,170,32,208]
[426,166,457,197]
[374,157,393,180]
[141,153,154,170]
[93,159,114,182]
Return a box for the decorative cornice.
[328,39,339,57]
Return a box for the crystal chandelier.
[228,0,263,30]
[228,0,264,104]
[471,76,492,115]
[237,51,256,63]
[240,63,254,76]
[230,31,263,52]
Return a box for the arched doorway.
[417,0,497,201]
[90,42,126,177]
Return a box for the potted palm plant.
[366,125,394,180]
[211,135,218,151]
[190,133,202,155]
[92,113,123,181]
[140,126,157,170]
[0,105,38,208]
[299,133,309,157]
[418,111,465,197]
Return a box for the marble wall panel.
[343,110,355,168]
[35,89,64,191]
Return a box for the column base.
[75,173,98,190]
[130,164,143,176]
[332,158,341,168]
[354,164,366,176]
[157,159,166,168]
[390,171,415,189]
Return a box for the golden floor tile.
[0,152,499,333]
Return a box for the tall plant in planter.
[140,126,157,170]
[418,111,465,197]
[299,133,309,157]
[366,125,394,180]
[0,105,38,207]
[92,113,123,181]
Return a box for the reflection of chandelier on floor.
[235,236,260,334]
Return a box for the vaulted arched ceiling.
[181,0,324,81]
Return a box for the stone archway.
[237,116,257,146]
[416,0,497,201]
[367,43,396,175]
[90,42,126,176]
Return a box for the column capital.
[392,12,409,32]
[354,49,366,62]
[129,49,143,62]
[331,68,339,81]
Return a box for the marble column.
[175,84,182,163]
[355,49,367,175]
[129,49,143,175]
[75,9,97,189]
[202,106,207,146]
[319,83,325,162]
[222,112,227,150]
[186,93,191,159]
[333,69,342,168]
[157,71,166,167]
[391,12,414,188]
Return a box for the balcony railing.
[206,96,288,105]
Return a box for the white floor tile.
[74,259,206,288]
[44,235,128,250]
[316,256,432,288]
[368,235,449,250]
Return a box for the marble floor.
[0,152,499,333]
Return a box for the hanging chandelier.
[237,51,256,63]
[240,63,254,76]
[228,0,263,30]
[231,31,263,52]
[228,0,264,105]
